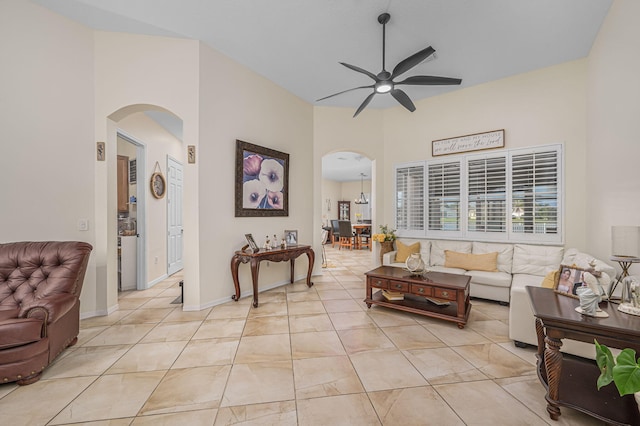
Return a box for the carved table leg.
[305,249,315,288]
[290,258,295,284]
[250,258,260,308]
[230,254,242,301]
[544,334,563,420]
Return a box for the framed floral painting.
[235,140,289,217]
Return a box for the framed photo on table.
[284,230,298,245]
[244,234,259,252]
[554,265,590,298]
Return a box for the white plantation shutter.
[511,148,560,238]
[395,163,425,232]
[467,156,506,234]
[394,144,562,243]
[427,161,461,232]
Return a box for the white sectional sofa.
[383,239,616,359]
[382,239,564,304]
[509,248,616,358]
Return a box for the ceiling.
[34,0,611,112]
[32,0,611,182]
[322,152,372,183]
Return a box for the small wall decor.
[150,161,166,199]
[235,140,289,217]
[129,159,137,183]
[96,142,105,161]
[432,129,504,156]
[188,145,196,164]
[285,230,298,245]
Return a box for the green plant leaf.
[595,339,614,389]
[612,348,640,396]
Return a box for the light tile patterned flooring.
[0,246,602,425]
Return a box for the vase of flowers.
[372,224,397,264]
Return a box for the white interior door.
[167,156,184,275]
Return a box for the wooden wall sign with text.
[432,129,504,156]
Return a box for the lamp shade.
[611,226,640,258]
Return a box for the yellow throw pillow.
[444,250,498,272]
[541,270,559,289]
[395,241,421,263]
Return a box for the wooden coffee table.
[364,266,471,328]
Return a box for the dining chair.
[359,224,372,250]
[331,220,341,247]
[338,220,355,250]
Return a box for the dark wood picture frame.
[235,140,289,217]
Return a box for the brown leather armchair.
[0,241,92,385]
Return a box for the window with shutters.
[395,163,425,235]
[394,144,562,243]
[427,161,461,234]
[467,155,506,235]
[511,149,559,238]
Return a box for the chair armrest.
[23,293,78,325]
[382,250,397,265]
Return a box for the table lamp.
[611,226,640,257]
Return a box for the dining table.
[352,223,371,249]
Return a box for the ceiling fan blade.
[390,46,435,80]
[395,75,462,86]
[340,62,379,81]
[390,89,416,112]
[316,85,375,102]
[353,92,376,117]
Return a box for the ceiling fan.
[317,13,462,117]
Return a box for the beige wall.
[321,179,341,225]
[0,0,99,311]
[381,59,588,248]
[197,42,314,306]
[586,0,640,272]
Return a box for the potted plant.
[595,340,640,408]
[372,224,397,263]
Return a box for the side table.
[526,286,640,425]
[609,255,640,300]
[230,245,314,307]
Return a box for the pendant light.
[354,173,369,205]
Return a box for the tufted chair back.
[0,241,92,318]
[0,241,92,385]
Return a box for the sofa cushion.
[562,248,616,279]
[0,318,43,350]
[430,240,472,267]
[473,242,514,274]
[445,251,498,272]
[396,240,421,263]
[541,270,559,289]
[428,266,466,275]
[465,270,512,288]
[512,244,564,276]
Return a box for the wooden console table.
[526,286,640,425]
[230,245,314,307]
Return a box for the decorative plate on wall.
[150,171,166,199]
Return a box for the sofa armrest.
[382,250,397,265]
[23,293,78,326]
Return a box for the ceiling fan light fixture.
[375,82,393,93]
